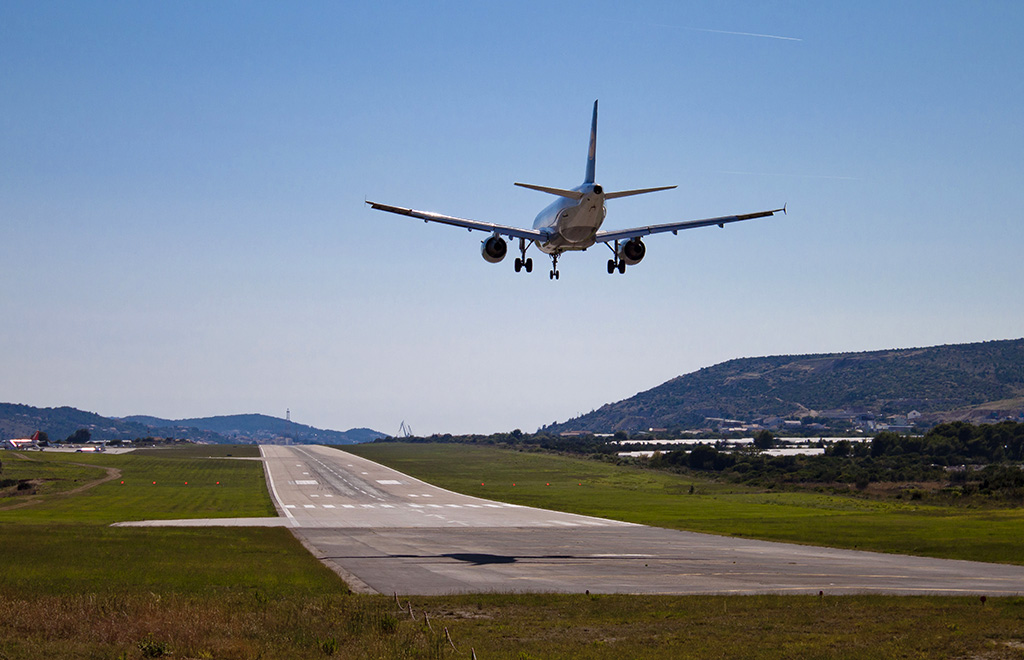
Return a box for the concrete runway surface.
[119,444,1024,597]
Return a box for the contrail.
[609,19,802,42]
[683,26,802,42]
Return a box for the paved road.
[118,444,1024,597]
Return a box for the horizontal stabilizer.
[513,182,584,200]
[604,185,677,200]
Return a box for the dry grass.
[2,593,1024,659]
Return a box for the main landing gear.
[549,252,561,280]
[605,240,627,274]
[606,258,626,274]
[514,237,533,273]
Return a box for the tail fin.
[584,100,598,184]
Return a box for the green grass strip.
[342,443,1024,565]
[0,448,274,524]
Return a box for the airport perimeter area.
[119,444,1024,597]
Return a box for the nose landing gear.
[549,252,561,280]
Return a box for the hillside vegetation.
[0,404,382,444]
[550,338,1024,432]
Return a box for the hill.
[547,338,1024,433]
[0,403,383,444]
[0,403,161,443]
[124,413,384,445]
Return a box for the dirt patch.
[0,464,121,511]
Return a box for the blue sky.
[2,1,1023,435]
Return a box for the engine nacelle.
[617,238,646,265]
[481,235,507,263]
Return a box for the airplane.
[367,101,785,280]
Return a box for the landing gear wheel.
[549,270,555,280]
[607,259,616,274]
[516,238,534,275]
[618,260,626,274]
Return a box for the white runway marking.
[377,479,401,485]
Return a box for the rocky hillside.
[548,338,1024,433]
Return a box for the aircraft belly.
[547,205,603,251]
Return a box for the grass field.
[0,447,273,524]
[3,444,1024,658]
[341,442,1024,565]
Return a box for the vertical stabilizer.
[584,100,598,184]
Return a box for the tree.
[753,430,776,450]
[827,440,852,457]
[66,428,91,444]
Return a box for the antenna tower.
[286,408,291,422]
[398,421,413,438]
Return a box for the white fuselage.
[532,183,607,254]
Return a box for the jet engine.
[481,235,507,263]
[617,238,646,265]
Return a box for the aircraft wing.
[595,206,785,243]
[366,201,548,242]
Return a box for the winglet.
[584,100,598,184]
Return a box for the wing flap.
[595,207,785,243]
[366,201,547,242]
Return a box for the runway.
[256,445,1024,597]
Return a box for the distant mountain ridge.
[0,404,162,443]
[548,338,1024,433]
[123,413,384,444]
[0,403,383,444]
